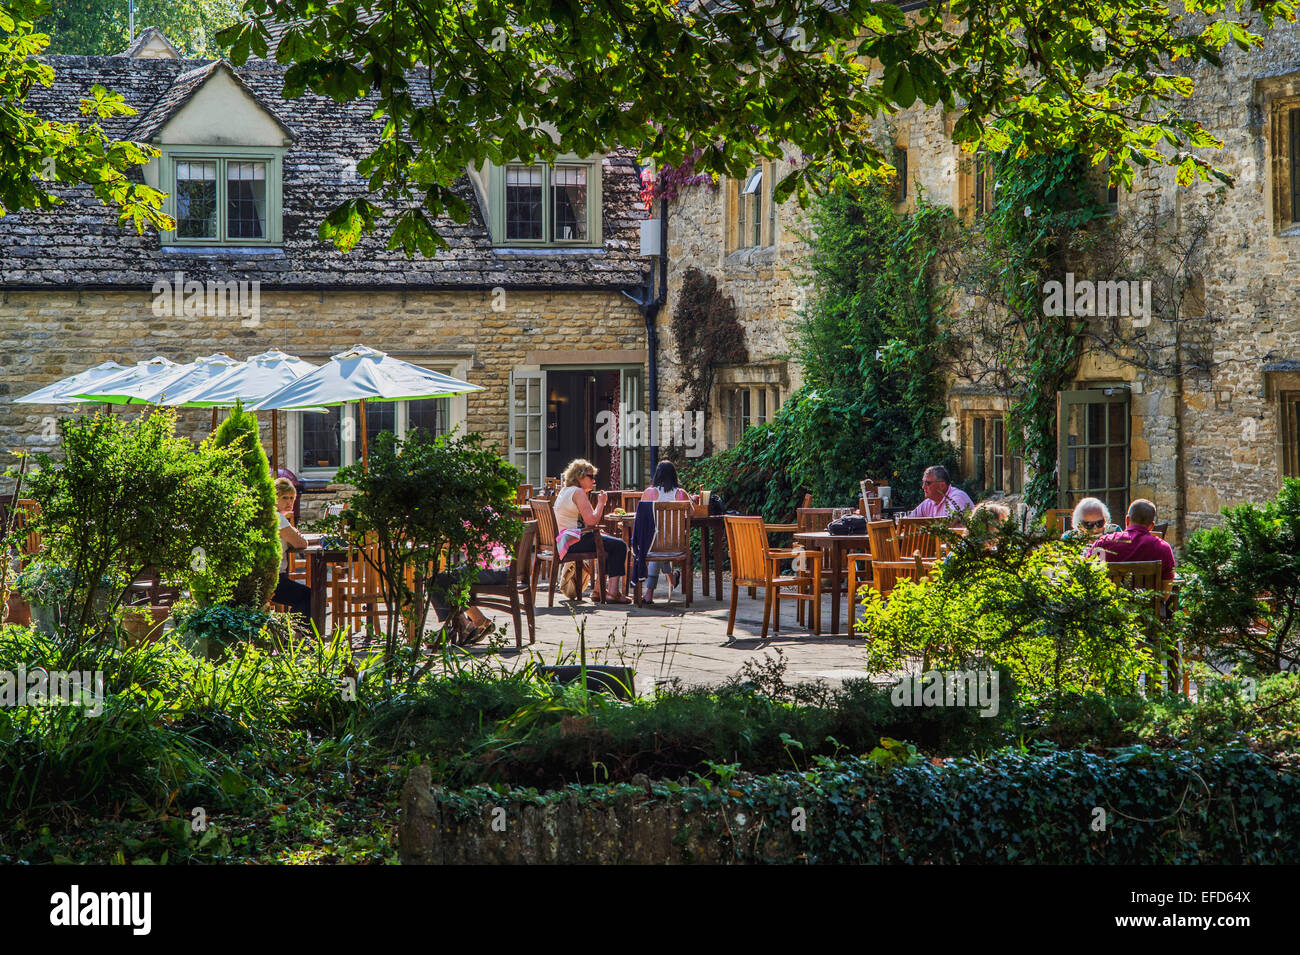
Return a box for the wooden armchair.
[637,501,693,607]
[897,516,942,559]
[870,554,931,598]
[530,497,608,606]
[10,499,42,568]
[332,537,385,637]
[858,497,884,520]
[470,521,538,648]
[515,484,534,505]
[1044,508,1074,535]
[723,516,821,638]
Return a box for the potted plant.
[120,603,170,647]
[13,562,118,636]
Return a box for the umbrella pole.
[359,399,369,470]
[272,413,279,474]
[211,407,218,431]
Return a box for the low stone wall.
[398,765,801,864]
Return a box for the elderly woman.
[553,458,632,604]
[1062,497,1120,542]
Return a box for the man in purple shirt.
[1085,499,1176,590]
[908,466,974,519]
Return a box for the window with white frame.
[721,383,780,447]
[728,161,778,251]
[293,397,456,477]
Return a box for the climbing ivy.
[671,267,749,422]
[949,143,1111,512]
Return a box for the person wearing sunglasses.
[552,458,633,604]
[1061,498,1119,542]
[907,465,973,519]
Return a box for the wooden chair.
[867,519,900,563]
[800,493,813,509]
[620,491,643,514]
[796,507,836,533]
[470,521,538,648]
[10,499,42,567]
[1105,560,1165,592]
[515,484,534,506]
[530,497,608,606]
[858,497,883,520]
[332,537,385,636]
[897,516,942,559]
[723,516,820,638]
[1044,508,1074,535]
[1105,559,1172,688]
[1151,522,1169,540]
[846,552,875,616]
[871,554,930,598]
[637,501,693,607]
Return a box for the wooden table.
[304,544,349,636]
[793,531,872,636]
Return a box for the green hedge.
[435,745,1300,864]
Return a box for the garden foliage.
[857,524,1155,698]
[1177,478,1300,673]
[16,410,260,645]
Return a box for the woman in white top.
[273,478,312,622]
[639,461,693,604]
[553,458,632,603]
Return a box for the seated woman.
[554,458,632,604]
[273,478,312,624]
[1061,497,1120,542]
[639,461,694,605]
[963,500,1011,552]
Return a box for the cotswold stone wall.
[0,288,646,473]
[660,23,1300,542]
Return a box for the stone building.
[656,20,1300,544]
[0,34,655,509]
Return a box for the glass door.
[509,369,546,487]
[1058,388,1130,517]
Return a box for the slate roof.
[1,55,651,290]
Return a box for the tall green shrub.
[1177,478,1300,673]
[209,403,280,608]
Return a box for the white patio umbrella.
[149,354,243,425]
[69,356,189,405]
[169,349,321,469]
[250,345,483,467]
[15,361,128,405]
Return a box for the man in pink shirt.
[908,466,974,519]
[1085,499,1176,590]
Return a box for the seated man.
[908,465,974,519]
[1085,499,1176,590]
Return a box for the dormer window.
[133,59,295,248]
[166,152,280,245]
[489,157,602,247]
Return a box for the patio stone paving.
[455,572,877,694]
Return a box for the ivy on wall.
[671,267,749,421]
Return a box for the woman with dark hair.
[638,461,695,604]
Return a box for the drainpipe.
[623,191,667,476]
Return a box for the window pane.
[1087,401,1107,446]
[992,418,1005,491]
[552,165,587,241]
[972,418,985,487]
[1108,401,1126,445]
[408,397,449,437]
[505,165,543,240]
[366,402,395,450]
[302,407,342,469]
[226,161,267,239]
[176,160,218,238]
